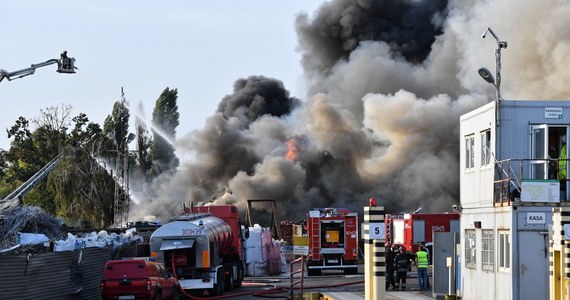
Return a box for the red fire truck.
[306,208,359,276]
[385,212,460,256]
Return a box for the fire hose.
[170,252,363,299]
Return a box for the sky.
[0,1,323,150]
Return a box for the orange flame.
[284,138,299,161]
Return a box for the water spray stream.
[76,69,177,148]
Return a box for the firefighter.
[394,246,412,291]
[385,244,397,290]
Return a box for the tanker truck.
[149,205,246,296]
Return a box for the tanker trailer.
[149,205,246,296]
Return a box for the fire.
[284,138,299,161]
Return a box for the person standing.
[385,244,397,290]
[394,247,412,291]
[419,241,431,289]
[416,246,429,290]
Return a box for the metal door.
[518,230,548,300]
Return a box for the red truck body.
[385,212,460,253]
[306,208,359,276]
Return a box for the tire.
[211,270,224,296]
[224,272,234,292]
[344,267,358,275]
[234,264,244,288]
[217,270,225,295]
[172,286,180,300]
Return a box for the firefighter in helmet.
[394,246,412,291]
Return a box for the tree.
[45,111,116,226]
[150,87,180,176]
[48,145,115,227]
[103,100,131,157]
[134,102,152,180]
[2,105,72,214]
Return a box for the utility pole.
[113,88,135,227]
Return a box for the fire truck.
[306,208,359,276]
[385,212,460,257]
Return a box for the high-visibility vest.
[416,251,429,269]
[560,144,567,180]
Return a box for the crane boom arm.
[0,52,76,83]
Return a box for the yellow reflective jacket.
[416,250,429,269]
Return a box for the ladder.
[0,155,61,209]
[310,216,320,255]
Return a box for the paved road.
[206,264,438,300]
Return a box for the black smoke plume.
[132,0,570,222]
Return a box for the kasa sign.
[527,212,546,224]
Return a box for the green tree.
[46,112,116,227]
[103,100,131,158]
[150,87,180,176]
[2,105,72,214]
[134,102,152,181]
[48,145,115,227]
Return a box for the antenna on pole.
[479,27,508,127]
[113,87,132,228]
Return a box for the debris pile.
[0,205,62,251]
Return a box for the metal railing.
[289,256,305,299]
[494,158,568,205]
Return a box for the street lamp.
[479,27,507,101]
[479,27,508,127]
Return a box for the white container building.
[459,100,570,299]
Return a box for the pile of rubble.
[0,205,142,255]
[0,205,62,253]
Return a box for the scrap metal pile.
[0,205,62,252]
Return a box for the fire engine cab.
[306,208,359,276]
[385,212,460,259]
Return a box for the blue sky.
[0,1,323,150]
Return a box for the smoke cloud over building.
[132,0,570,221]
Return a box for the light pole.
[479,27,508,126]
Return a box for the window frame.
[481,130,491,167]
[465,135,475,169]
[465,229,477,269]
[498,230,511,271]
[481,229,494,272]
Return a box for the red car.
[100,259,180,300]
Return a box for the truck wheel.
[212,270,224,296]
[224,272,234,292]
[234,265,244,288]
[172,286,180,300]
